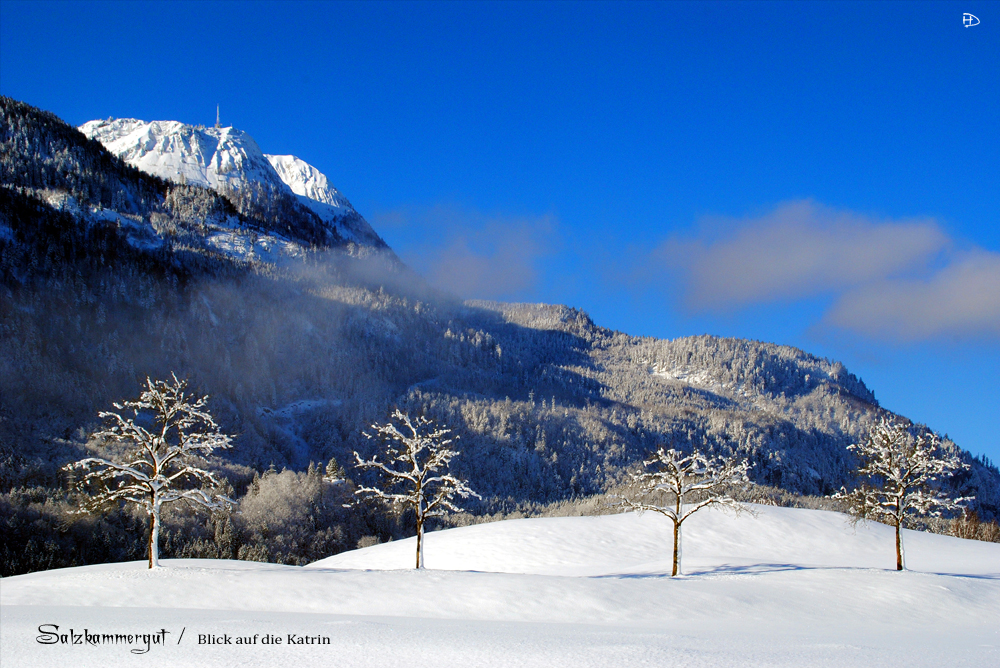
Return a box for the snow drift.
[2,505,998,667]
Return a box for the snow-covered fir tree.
[353,409,479,568]
[63,374,234,568]
[835,416,969,570]
[620,447,752,576]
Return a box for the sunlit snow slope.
[309,503,997,575]
[265,153,383,247]
[2,506,998,668]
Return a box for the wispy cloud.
[371,204,560,301]
[825,250,1000,341]
[641,200,1000,343]
[656,200,949,310]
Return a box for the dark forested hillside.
[2,97,997,576]
[1,98,169,212]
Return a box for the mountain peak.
[78,118,280,192]
[79,117,385,249]
[265,154,384,248]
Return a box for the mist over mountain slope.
[1,97,997,575]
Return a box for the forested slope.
[2,97,997,575]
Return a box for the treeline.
[0,97,168,214]
[217,180,340,248]
[1,464,389,575]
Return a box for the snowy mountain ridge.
[78,118,284,193]
[78,117,384,248]
[266,153,350,207]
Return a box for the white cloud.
[643,199,999,343]
[656,200,949,309]
[825,250,1000,341]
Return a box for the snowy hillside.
[266,154,383,247]
[79,117,384,248]
[310,503,996,576]
[3,506,997,667]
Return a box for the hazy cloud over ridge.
[376,198,999,343]
[372,204,560,301]
[826,250,1000,341]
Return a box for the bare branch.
[353,409,479,568]
[618,446,752,576]
[833,416,970,570]
[62,374,235,568]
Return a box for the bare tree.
[835,417,969,570]
[64,374,234,568]
[619,447,751,576]
[352,409,479,568]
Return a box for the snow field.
[311,502,998,576]
[2,505,998,667]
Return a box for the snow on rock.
[32,188,85,217]
[79,119,285,193]
[204,228,307,266]
[652,366,724,389]
[2,506,998,667]
[79,118,384,249]
[266,154,384,247]
[265,154,350,208]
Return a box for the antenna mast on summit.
[215,105,220,129]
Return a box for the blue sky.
[2,1,998,462]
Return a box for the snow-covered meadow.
[2,505,998,667]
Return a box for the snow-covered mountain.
[265,153,384,247]
[78,119,284,192]
[79,118,384,248]
[266,154,351,208]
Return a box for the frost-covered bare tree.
[63,375,234,568]
[353,409,480,568]
[620,447,751,576]
[835,417,969,570]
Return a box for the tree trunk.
[148,508,161,569]
[895,521,904,571]
[415,517,424,569]
[672,519,682,577]
[147,513,154,569]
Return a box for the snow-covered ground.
[2,506,998,667]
